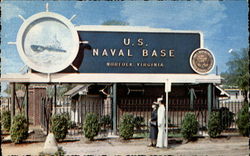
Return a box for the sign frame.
[76,25,205,74]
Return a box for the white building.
[222,89,245,102]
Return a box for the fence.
[40,97,53,135]
[40,95,109,136]
[219,100,244,130]
[39,96,245,137]
[118,97,209,134]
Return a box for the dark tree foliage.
[221,48,249,101]
[219,107,234,130]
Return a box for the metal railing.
[38,97,245,137]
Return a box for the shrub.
[1,110,11,132]
[61,113,75,129]
[236,104,250,136]
[208,112,223,138]
[68,120,77,129]
[181,113,199,140]
[100,115,112,129]
[133,116,145,130]
[10,114,28,143]
[119,113,134,140]
[83,113,100,141]
[50,113,69,141]
[219,107,234,130]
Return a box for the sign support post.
[164,80,171,148]
[53,85,57,115]
[25,83,29,123]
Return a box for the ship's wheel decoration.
[9,3,81,74]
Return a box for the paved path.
[2,136,249,155]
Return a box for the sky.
[0,0,249,95]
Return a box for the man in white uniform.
[155,98,167,148]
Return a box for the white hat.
[153,101,160,105]
[153,96,163,105]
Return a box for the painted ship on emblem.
[30,35,66,53]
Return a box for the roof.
[0,73,221,84]
[64,84,91,97]
[215,86,230,98]
[224,89,242,91]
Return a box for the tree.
[221,48,249,101]
[4,83,76,100]
[4,83,25,96]
[46,84,76,99]
[102,20,129,26]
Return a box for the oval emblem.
[190,48,215,74]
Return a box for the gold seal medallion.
[190,48,215,74]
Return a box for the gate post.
[11,83,16,121]
[53,84,57,115]
[207,83,212,118]
[112,83,117,135]
[25,83,29,123]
